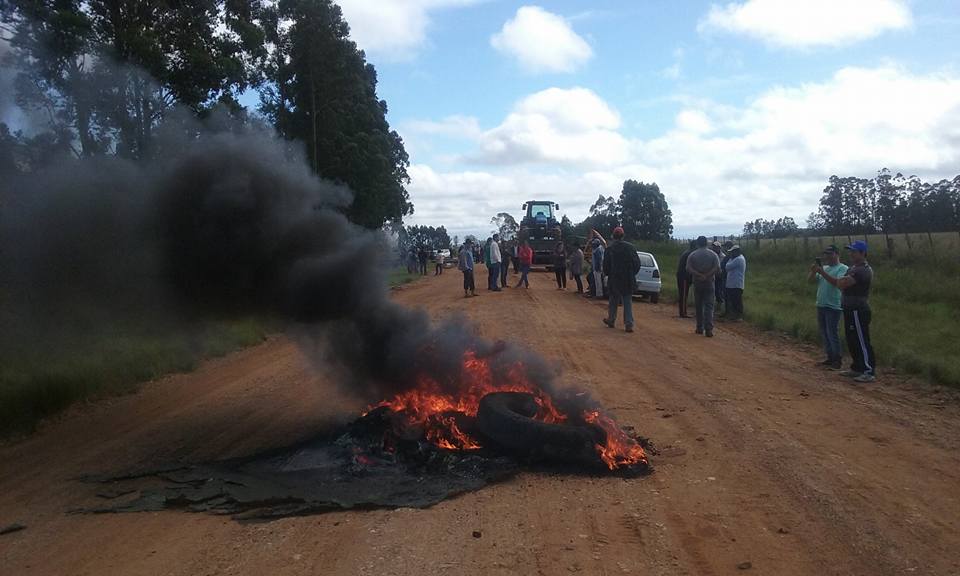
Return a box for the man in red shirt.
[516,240,533,288]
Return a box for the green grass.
[388,267,421,287]
[0,317,269,436]
[634,237,960,388]
[0,267,423,437]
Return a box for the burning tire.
[477,392,604,466]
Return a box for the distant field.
[634,234,960,388]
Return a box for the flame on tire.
[367,351,647,470]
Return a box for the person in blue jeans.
[808,244,847,370]
[516,241,533,288]
[487,234,502,291]
[815,241,876,383]
[601,227,641,333]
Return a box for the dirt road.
[2,268,959,575]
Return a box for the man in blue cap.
[814,240,876,383]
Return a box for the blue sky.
[333,0,960,240]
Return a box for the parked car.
[632,251,661,303]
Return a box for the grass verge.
[0,266,427,437]
[0,317,270,436]
[388,267,422,287]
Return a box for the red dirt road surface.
[2,269,959,575]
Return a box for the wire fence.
[668,231,960,261]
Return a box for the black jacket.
[602,240,641,295]
[677,249,692,279]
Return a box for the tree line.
[570,179,674,243]
[738,170,960,240]
[807,169,960,236]
[0,0,411,229]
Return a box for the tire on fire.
[477,392,604,465]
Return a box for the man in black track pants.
[814,240,876,383]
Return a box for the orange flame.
[368,350,646,470]
[582,410,648,470]
[370,351,565,452]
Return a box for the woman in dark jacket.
[569,245,585,293]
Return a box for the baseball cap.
[845,240,868,253]
[822,244,839,254]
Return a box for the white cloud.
[405,165,628,239]
[675,110,714,134]
[335,0,478,61]
[474,87,629,166]
[404,66,960,237]
[490,6,593,73]
[699,0,912,48]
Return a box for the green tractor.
[518,201,561,267]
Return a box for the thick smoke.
[0,117,573,408]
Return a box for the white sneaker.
[853,373,876,383]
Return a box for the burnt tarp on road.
[78,410,519,521]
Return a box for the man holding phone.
[807,245,847,370]
[814,241,876,383]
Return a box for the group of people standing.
[453,227,642,333]
[676,237,747,337]
[456,234,535,297]
[674,235,876,381]
[406,246,430,276]
[550,230,604,297]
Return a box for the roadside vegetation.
[0,318,269,436]
[635,232,960,388]
[0,268,423,437]
[389,268,422,287]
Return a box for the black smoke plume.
[0,117,570,408]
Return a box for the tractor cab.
[521,201,559,234]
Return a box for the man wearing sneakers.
[815,240,876,383]
[808,245,847,370]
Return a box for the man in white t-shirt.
[488,234,502,291]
